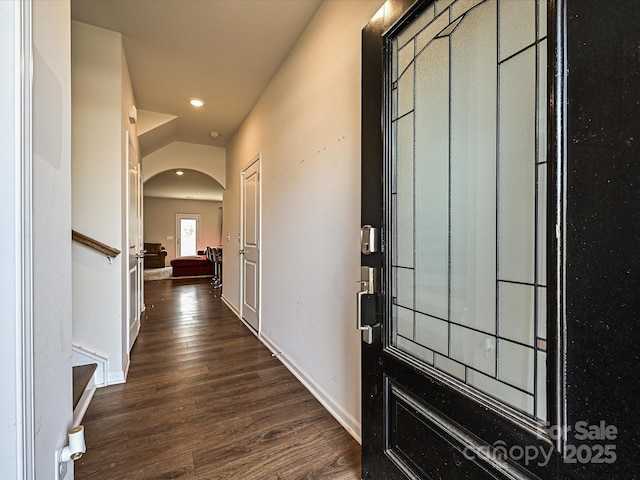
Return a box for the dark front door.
[360,1,640,479]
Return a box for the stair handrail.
[72,230,121,263]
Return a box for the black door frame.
[560,0,640,477]
[361,0,640,478]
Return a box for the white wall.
[33,1,74,477]
[72,20,138,384]
[144,197,223,261]
[1,3,73,477]
[223,0,383,441]
[0,2,20,473]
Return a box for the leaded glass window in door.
[389,0,548,422]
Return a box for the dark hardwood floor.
[75,278,361,480]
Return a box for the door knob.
[357,267,378,344]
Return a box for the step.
[73,363,97,410]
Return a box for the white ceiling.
[71,0,322,200]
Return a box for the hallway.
[75,278,360,479]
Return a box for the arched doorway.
[143,168,224,267]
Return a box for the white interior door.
[127,133,142,352]
[176,214,200,257]
[241,158,260,331]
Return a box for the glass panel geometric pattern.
[389,0,548,422]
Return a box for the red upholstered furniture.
[170,255,213,277]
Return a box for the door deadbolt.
[360,225,377,255]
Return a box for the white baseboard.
[107,370,126,385]
[220,295,361,442]
[220,296,260,338]
[259,333,362,443]
[221,295,258,337]
[123,356,131,381]
[221,294,240,318]
[239,316,258,337]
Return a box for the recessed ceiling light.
[176,170,184,176]
[209,131,220,139]
[189,98,204,107]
